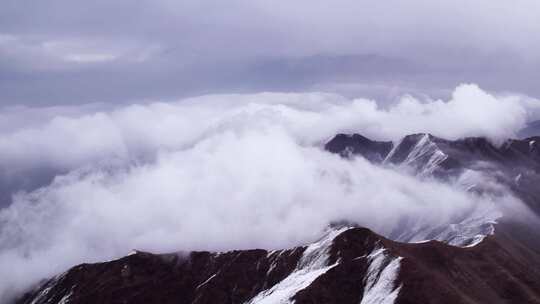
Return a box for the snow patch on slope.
[360,247,402,304]
[403,134,448,176]
[57,289,73,304]
[392,203,501,247]
[247,227,349,304]
[433,207,500,247]
[29,271,69,304]
[383,138,403,163]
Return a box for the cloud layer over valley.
[0,84,534,172]
[0,84,537,300]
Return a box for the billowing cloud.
[0,120,522,301]
[0,84,534,301]
[0,84,531,173]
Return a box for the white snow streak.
[247,227,348,304]
[57,290,73,304]
[383,138,402,163]
[196,273,218,290]
[402,134,448,176]
[29,271,69,304]
[360,248,402,304]
[393,204,501,247]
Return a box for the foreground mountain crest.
[16,226,540,304]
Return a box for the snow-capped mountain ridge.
[16,225,540,304]
[325,132,540,214]
[383,134,449,176]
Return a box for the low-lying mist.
[0,84,537,301]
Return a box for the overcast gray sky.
[3,2,540,299]
[1,0,540,105]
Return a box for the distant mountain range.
[17,133,540,304]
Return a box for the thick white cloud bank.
[0,84,537,301]
[0,84,533,172]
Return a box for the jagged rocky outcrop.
[16,226,540,304]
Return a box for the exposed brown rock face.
[16,226,540,304]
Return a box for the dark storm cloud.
[1,0,540,105]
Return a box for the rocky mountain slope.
[16,226,540,304]
[17,133,540,304]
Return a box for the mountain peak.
[324,133,393,163]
